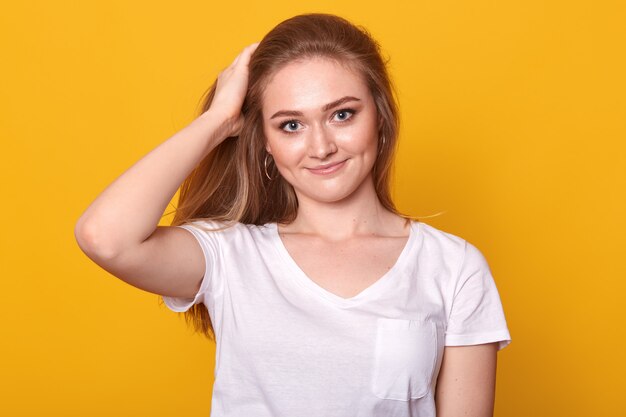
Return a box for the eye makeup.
[277,108,358,135]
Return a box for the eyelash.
[279,108,357,134]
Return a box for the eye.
[279,120,302,134]
[332,108,355,122]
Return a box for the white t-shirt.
[163,219,511,417]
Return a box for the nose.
[307,125,337,159]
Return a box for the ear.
[265,143,272,154]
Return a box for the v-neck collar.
[267,220,421,308]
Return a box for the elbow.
[74,217,121,261]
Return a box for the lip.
[306,159,347,175]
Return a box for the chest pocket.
[371,317,441,401]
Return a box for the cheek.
[266,136,305,166]
[337,121,379,152]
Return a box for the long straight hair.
[164,13,413,340]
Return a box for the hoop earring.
[264,153,274,181]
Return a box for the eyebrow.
[269,96,361,120]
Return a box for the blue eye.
[280,120,302,133]
[333,109,355,122]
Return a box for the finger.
[235,42,260,69]
[226,46,246,69]
[226,57,240,71]
[246,42,260,55]
[224,42,259,74]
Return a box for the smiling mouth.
[306,159,347,175]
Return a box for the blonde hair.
[163,13,417,340]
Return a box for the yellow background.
[1,0,624,415]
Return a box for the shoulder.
[178,218,264,232]
[415,221,489,273]
[417,221,467,255]
[176,219,274,245]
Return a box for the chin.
[297,184,362,204]
[287,168,374,204]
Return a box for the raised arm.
[74,43,258,299]
[434,343,499,417]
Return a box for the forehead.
[261,57,370,115]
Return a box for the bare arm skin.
[74,43,258,299]
[435,343,499,417]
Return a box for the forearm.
[75,109,231,257]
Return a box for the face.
[262,57,380,205]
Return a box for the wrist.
[196,109,239,141]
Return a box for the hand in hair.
[205,42,259,139]
[75,43,258,298]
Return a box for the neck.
[280,174,407,241]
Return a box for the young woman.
[75,13,511,417]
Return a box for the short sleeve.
[445,241,512,351]
[162,222,221,313]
